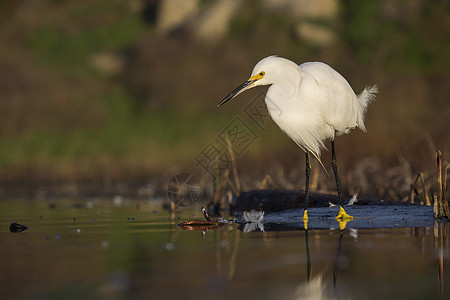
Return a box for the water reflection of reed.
[179,215,448,299]
[434,222,448,296]
[302,227,346,299]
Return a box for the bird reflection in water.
[296,220,352,299]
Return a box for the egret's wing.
[300,62,360,134]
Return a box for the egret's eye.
[259,71,265,76]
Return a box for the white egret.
[218,56,377,221]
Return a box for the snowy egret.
[218,56,377,221]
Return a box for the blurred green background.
[0,0,448,196]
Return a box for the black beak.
[217,79,255,107]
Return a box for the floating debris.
[202,207,211,222]
[177,207,228,231]
[9,222,28,233]
[349,228,358,239]
[177,220,227,231]
[240,210,265,232]
[165,242,175,251]
[113,195,123,207]
[346,194,359,206]
[243,222,265,233]
[242,210,264,223]
[101,240,109,248]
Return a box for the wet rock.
[177,220,227,231]
[233,189,402,213]
[157,0,199,33]
[263,0,338,19]
[233,189,338,212]
[295,22,336,46]
[89,52,125,76]
[191,0,240,42]
[9,222,28,233]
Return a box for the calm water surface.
[1,199,448,299]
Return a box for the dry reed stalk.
[213,160,224,206]
[259,174,276,189]
[409,173,420,204]
[170,199,176,219]
[419,172,431,205]
[311,160,319,190]
[437,150,442,205]
[444,163,449,209]
[409,172,431,205]
[434,194,438,219]
[386,185,400,202]
[226,136,241,194]
[435,150,449,219]
[167,180,177,218]
[444,164,450,189]
[435,150,442,217]
[409,183,415,204]
[213,173,229,207]
[225,190,233,207]
[223,171,240,195]
[212,139,234,208]
[212,136,243,209]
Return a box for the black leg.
[331,140,343,206]
[332,140,353,220]
[305,229,312,281]
[304,151,311,207]
[333,229,344,291]
[303,151,311,222]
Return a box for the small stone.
[9,222,28,233]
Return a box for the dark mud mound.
[233,189,399,213]
[233,190,434,230]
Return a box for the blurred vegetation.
[0,0,448,198]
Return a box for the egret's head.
[217,56,276,107]
[217,56,297,107]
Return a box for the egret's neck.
[265,67,302,112]
[270,78,299,98]
[273,64,302,95]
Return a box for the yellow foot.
[303,209,309,220]
[337,219,350,230]
[303,209,308,230]
[335,206,353,221]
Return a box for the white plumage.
[218,56,377,221]
[250,56,377,160]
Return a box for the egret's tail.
[357,85,378,132]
